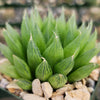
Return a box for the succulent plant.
[0,9,100,90]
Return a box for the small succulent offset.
[0,8,100,90]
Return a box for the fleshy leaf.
[30,10,35,33]
[64,34,81,58]
[6,23,20,41]
[13,55,32,80]
[32,24,46,54]
[0,59,20,79]
[3,29,25,60]
[68,63,98,83]
[63,13,77,47]
[79,21,93,50]
[33,8,43,29]
[43,34,64,67]
[46,33,55,47]
[16,79,32,90]
[79,30,97,55]
[43,10,55,42]
[35,58,52,81]
[55,9,66,44]
[21,10,30,50]
[48,74,67,89]
[46,32,59,47]
[74,43,100,70]
[54,56,74,76]
[0,43,13,64]
[27,36,42,73]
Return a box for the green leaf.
[0,59,20,79]
[0,43,13,64]
[3,29,25,60]
[54,56,74,75]
[32,24,46,54]
[48,74,67,89]
[43,34,64,67]
[68,63,98,83]
[43,10,55,42]
[13,55,32,80]
[79,21,93,50]
[30,10,35,32]
[64,34,81,58]
[6,23,20,41]
[46,32,59,47]
[21,10,30,50]
[55,9,66,44]
[16,79,32,90]
[63,13,77,47]
[46,33,55,47]
[74,43,100,70]
[33,8,43,29]
[27,36,42,73]
[36,58,52,81]
[79,30,97,55]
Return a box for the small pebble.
[0,78,9,88]
[52,84,74,97]
[88,87,94,93]
[74,81,83,89]
[65,88,90,100]
[52,95,64,100]
[53,84,74,96]
[90,56,97,63]
[65,92,74,100]
[32,79,43,96]
[81,78,86,85]
[97,56,100,64]
[42,82,53,98]
[22,93,46,100]
[3,75,12,82]
[20,92,29,97]
[6,81,23,96]
[86,78,95,88]
[89,68,100,81]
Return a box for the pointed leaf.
[74,43,100,70]
[27,36,42,73]
[64,34,81,58]
[79,21,93,50]
[48,74,67,89]
[43,34,64,67]
[21,10,30,50]
[54,56,74,75]
[0,59,20,79]
[46,32,59,47]
[68,63,98,83]
[3,30,25,60]
[6,23,20,41]
[16,79,32,90]
[33,8,43,29]
[43,10,55,42]
[63,13,77,46]
[0,43,13,64]
[32,24,46,53]
[30,10,35,32]
[79,30,97,55]
[13,55,32,80]
[46,33,55,47]
[55,9,66,43]
[36,58,52,81]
